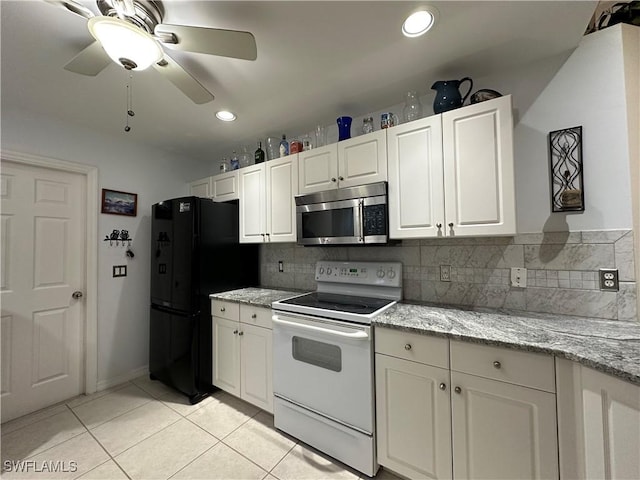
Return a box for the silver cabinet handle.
[238,331,244,336]
[72,291,83,299]
[331,177,337,182]
[339,176,344,181]
[436,223,442,229]
[493,361,502,369]
[439,383,447,391]
[454,386,462,394]
[449,223,454,228]
[220,307,226,312]
[404,344,412,351]
[251,313,257,319]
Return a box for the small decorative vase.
[337,116,352,141]
[402,91,423,122]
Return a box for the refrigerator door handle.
[151,304,200,317]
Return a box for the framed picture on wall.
[101,189,138,217]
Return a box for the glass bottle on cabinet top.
[402,91,423,122]
[279,134,289,157]
[255,141,265,164]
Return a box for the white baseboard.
[96,365,149,392]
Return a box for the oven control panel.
[315,261,402,287]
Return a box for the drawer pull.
[238,331,244,336]
[404,343,412,351]
[233,329,238,335]
[439,383,447,391]
[251,313,257,319]
[493,360,502,369]
[220,307,226,312]
[454,386,462,394]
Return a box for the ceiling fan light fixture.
[216,110,237,122]
[88,16,163,71]
[402,8,437,38]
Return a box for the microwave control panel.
[363,204,387,236]
[315,261,402,287]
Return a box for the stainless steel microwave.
[295,182,389,245]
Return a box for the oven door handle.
[272,316,369,339]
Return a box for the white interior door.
[1,161,85,422]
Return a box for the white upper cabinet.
[387,115,444,238]
[388,95,516,238]
[211,170,239,202]
[298,130,387,194]
[189,177,211,198]
[442,95,516,236]
[239,155,298,243]
[298,144,339,195]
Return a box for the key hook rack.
[104,229,133,247]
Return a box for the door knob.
[72,291,83,299]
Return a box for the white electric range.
[271,261,402,477]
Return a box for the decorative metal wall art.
[549,126,584,212]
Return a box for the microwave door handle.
[272,316,369,339]
[356,199,364,243]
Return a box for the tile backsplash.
[259,230,637,322]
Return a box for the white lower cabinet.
[556,358,640,480]
[375,329,559,480]
[211,301,273,413]
[375,354,452,480]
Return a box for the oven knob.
[327,267,332,275]
[377,269,385,278]
[387,269,396,279]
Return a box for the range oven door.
[272,312,374,434]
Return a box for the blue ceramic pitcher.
[337,116,352,141]
[431,77,473,114]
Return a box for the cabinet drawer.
[450,340,555,393]
[211,300,239,321]
[375,327,449,369]
[240,304,272,329]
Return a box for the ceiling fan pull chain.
[124,73,135,132]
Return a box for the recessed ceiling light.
[402,9,437,38]
[216,110,237,122]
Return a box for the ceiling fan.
[45,0,257,104]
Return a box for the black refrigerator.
[150,196,259,404]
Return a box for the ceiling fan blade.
[64,41,111,76]
[153,55,214,104]
[43,0,94,19]
[154,24,257,61]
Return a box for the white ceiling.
[1,1,598,164]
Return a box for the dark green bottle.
[255,141,265,164]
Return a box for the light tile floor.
[1,376,402,480]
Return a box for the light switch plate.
[113,265,127,277]
[510,267,527,287]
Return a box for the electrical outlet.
[599,268,619,291]
[510,267,527,287]
[278,260,284,273]
[440,265,451,282]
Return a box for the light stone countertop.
[210,287,303,308]
[210,288,640,386]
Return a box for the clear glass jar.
[402,91,423,122]
[362,117,374,134]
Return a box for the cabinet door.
[298,144,339,194]
[556,359,640,480]
[189,177,211,198]
[451,371,558,480]
[376,354,452,480]
[240,323,273,413]
[239,164,266,243]
[212,316,240,396]
[337,130,387,188]
[442,95,516,236]
[212,170,239,202]
[387,116,445,239]
[266,155,298,243]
